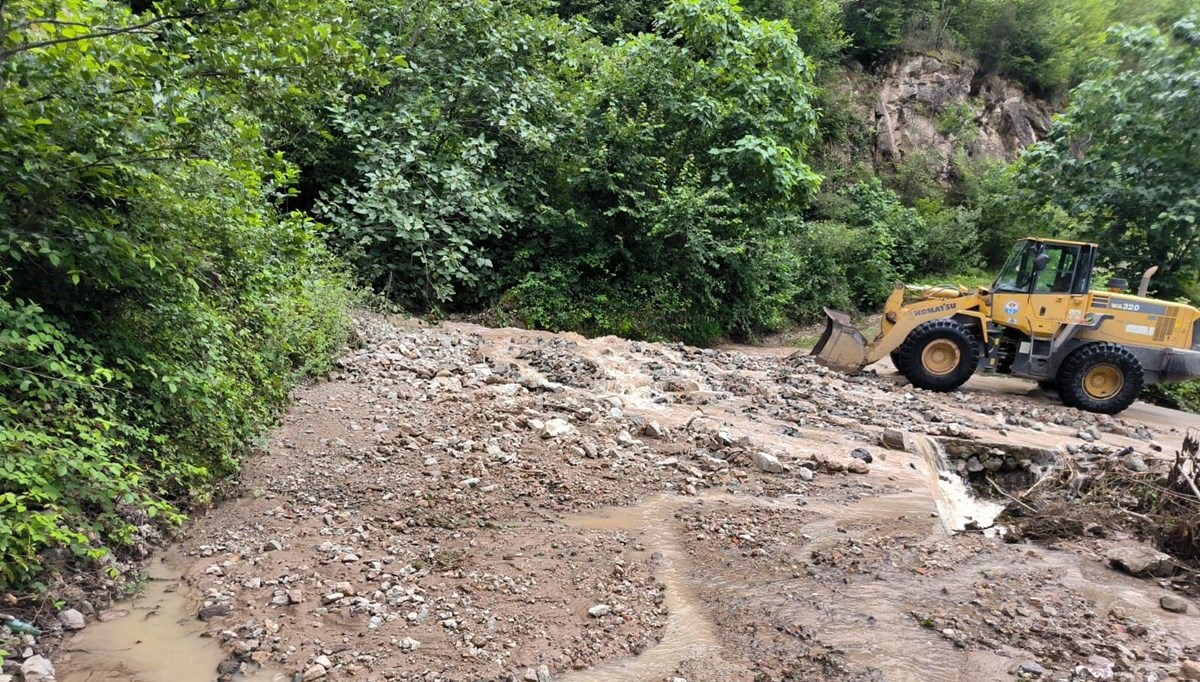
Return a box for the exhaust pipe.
[1138,266,1158,297]
[810,308,870,373]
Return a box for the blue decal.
[1004,301,1019,316]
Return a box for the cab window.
[1034,245,1082,293]
[993,241,1040,293]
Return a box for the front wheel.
[1058,343,1144,415]
[897,319,980,392]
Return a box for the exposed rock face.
[869,54,1053,175]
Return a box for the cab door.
[1026,243,1093,336]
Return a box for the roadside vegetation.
[1,0,1197,593]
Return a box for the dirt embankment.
[41,314,1200,682]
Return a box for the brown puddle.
[56,560,282,682]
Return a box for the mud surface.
[53,315,1200,681]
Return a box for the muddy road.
[53,316,1200,682]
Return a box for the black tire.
[897,319,980,392]
[1037,379,1059,393]
[1058,343,1144,415]
[889,349,904,370]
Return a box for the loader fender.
[863,297,986,366]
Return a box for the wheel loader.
[809,237,1200,415]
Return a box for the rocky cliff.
[858,54,1055,176]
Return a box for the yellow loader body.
[810,237,1200,414]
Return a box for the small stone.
[1020,661,1046,676]
[849,448,873,464]
[642,421,665,438]
[797,467,814,482]
[750,451,784,474]
[1122,454,1149,473]
[1106,546,1173,578]
[314,655,333,670]
[198,603,232,621]
[1180,660,1200,681]
[542,418,574,438]
[536,664,552,682]
[846,459,870,475]
[20,656,55,682]
[587,604,611,617]
[97,609,128,622]
[264,539,284,552]
[58,608,86,630]
[287,590,305,604]
[400,637,421,651]
[881,429,907,451]
[1160,595,1189,613]
[302,663,328,681]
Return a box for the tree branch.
[0,3,251,63]
[0,14,181,61]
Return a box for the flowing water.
[908,435,1006,534]
[561,497,722,682]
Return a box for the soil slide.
[54,315,1200,682]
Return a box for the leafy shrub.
[0,0,355,589]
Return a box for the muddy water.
[563,490,1013,682]
[562,496,722,681]
[57,561,279,682]
[908,435,1005,533]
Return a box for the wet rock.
[587,604,611,617]
[1106,546,1174,578]
[1160,595,1189,614]
[218,658,242,675]
[1019,661,1046,676]
[198,603,232,621]
[58,608,86,630]
[97,609,128,623]
[750,451,784,474]
[849,448,873,464]
[881,429,907,450]
[846,459,870,475]
[19,656,55,682]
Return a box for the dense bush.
[320,0,823,343]
[0,0,357,588]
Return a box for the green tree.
[1017,19,1200,298]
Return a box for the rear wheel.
[1058,343,1143,415]
[889,350,903,370]
[898,319,980,392]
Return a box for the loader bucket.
[810,308,870,373]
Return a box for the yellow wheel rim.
[921,339,961,376]
[1083,364,1124,400]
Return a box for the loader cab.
[991,238,1097,336]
